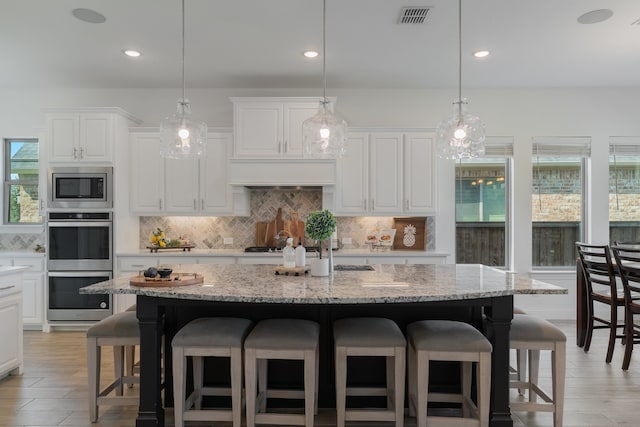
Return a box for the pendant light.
[303,0,348,159]
[160,0,207,159]
[435,0,485,160]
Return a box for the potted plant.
[305,209,337,276]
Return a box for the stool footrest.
[266,389,305,400]
[255,412,306,425]
[345,410,397,421]
[346,386,389,396]
[184,409,234,422]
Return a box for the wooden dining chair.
[575,242,625,363]
[610,245,640,370]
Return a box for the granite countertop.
[116,249,449,257]
[81,263,566,304]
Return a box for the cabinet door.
[165,157,199,213]
[130,134,165,213]
[404,133,437,213]
[20,273,43,327]
[234,102,283,157]
[47,113,79,162]
[334,133,369,214]
[0,284,22,377]
[283,103,319,157]
[370,133,403,213]
[201,133,232,213]
[80,113,113,162]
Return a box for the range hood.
[228,159,336,186]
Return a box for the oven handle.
[48,271,113,278]
[47,221,112,228]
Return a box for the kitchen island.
[81,263,566,427]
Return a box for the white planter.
[310,258,329,277]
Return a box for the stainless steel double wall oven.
[46,167,114,321]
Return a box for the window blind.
[532,136,591,157]
[484,136,514,157]
[609,137,640,155]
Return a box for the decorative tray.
[145,244,195,253]
[129,273,203,287]
[274,266,310,276]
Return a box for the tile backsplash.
[140,189,435,251]
[0,233,44,252]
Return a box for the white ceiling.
[2,0,640,89]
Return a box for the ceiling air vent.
[398,6,431,24]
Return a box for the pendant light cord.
[322,0,327,107]
[457,0,462,117]
[181,0,186,104]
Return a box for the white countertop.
[0,266,29,276]
[81,263,565,304]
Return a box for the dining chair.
[610,245,640,370]
[575,242,625,363]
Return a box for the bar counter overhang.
[81,263,566,427]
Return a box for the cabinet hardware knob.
[363,199,366,209]
[371,199,374,210]
[201,199,204,210]
[159,199,163,210]
[79,147,84,158]
[72,148,77,159]
[278,141,282,153]
[284,141,288,153]
[406,199,409,210]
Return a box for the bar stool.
[511,307,527,394]
[172,317,253,427]
[86,311,140,422]
[333,317,406,427]
[509,314,566,427]
[244,318,320,427]
[407,320,492,427]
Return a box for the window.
[532,138,589,267]
[455,141,511,267]
[609,139,640,243]
[3,138,40,224]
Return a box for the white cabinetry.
[0,256,44,330]
[130,131,248,215]
[231,97,325,158]
[333,131,436,215]
[0,269,23,378]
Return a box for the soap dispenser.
[295,238,306,267]
[283,237,296,268]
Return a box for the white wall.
[3,86,640,319]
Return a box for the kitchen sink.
[334,265,375,271]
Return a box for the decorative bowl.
[157,268,173,278]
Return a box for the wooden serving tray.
[129,273,203,287]
[146,245,195,253]
[274,266,310,276]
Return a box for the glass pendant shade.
[436,98,485,160]
[303,101,348,159]
[160,99,207,159]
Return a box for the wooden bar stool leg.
[315,346,319,415]
[172,346,185,427]
[335,346,347,427]
[478,352,492,427]
[553,343,566,427]
[87,337,100,423]
[125,345,135,388]
[461,361,471,418]
[257,358,267,413]
[304,349,316,427]
[245,348,257,427]
[416,351,428,427]
[528,350,540,403]
[407,341,416,417]
[516,349,527,395]
[394,346,405,427]
[230,347,243,427]
[192,355,203,409]
[386,355,394,409]
[113,345,124,396]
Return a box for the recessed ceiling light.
[473,50,490,58]
[71,8,106,24]
[123,50,142,58]
[577,9,613,24]
[303,50,319,58]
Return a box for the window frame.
[2,138,43,230]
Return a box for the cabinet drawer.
[13,257,44,272]
[118,257,158,272]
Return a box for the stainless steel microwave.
[48,166,113,209]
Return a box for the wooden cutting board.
[265,208,283,247]
[287,211,305,245]
[129,273,203,287]
[255,221,268,246]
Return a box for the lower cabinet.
[0,272,23,378]
[0,256,44,330]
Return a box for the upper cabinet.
[45,108,141,164]
[129,130,248,215]
[231,97,330,158]
[332,131,437,216]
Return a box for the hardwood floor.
[0,321,638,426]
